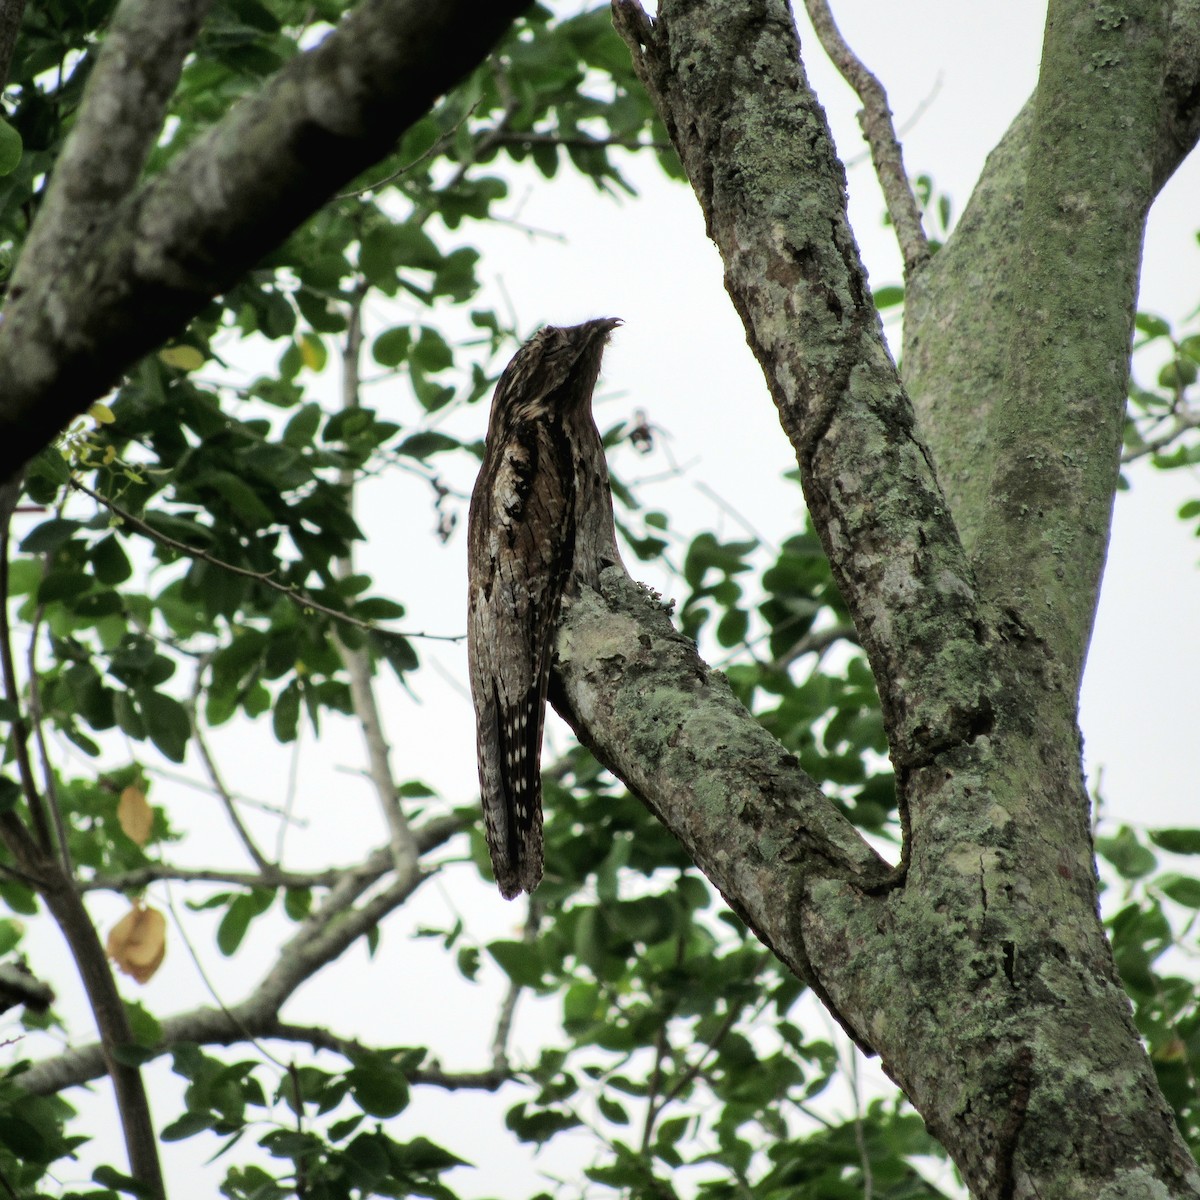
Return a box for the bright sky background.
[14,1,1200,1195]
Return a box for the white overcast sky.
[19,2,1200,1195]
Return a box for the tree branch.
[80,812,465,894]
[20,1013,511,1097]
[9,0,213,309]
[0,0,533,478]
[1122,406,1200,461]
[903,2,1200,603]
[974,0,1168,696]
[332,283,421,876]
[21,867,433,1099]
[553,569,889,1054]
[40,878,165,1197]
[800,0,928,276]
[612,0,992,773]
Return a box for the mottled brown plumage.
[467,319,623,899]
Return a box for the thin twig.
[336,98,483,199]
[845,1036,874,1200]
[491,897,542,1073]
[1122,407,1200,461]
[769,623,858,672]
[187,660,272,871]
[25,618,75,874]
[802,0,929,276]
[331,282,422,877]
[83,815,465,894]
[66,477,462,643]
[0,476,55,856]
[83,861,377,894]
[490,131,671,152]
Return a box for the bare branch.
[332,286,421,877]
[188,660,272,872]
[0,480,55,857]
[491,899,542,1073]
[22,870,435,1099]
[801,0,928,275]
[0,960,53,1015]
[0,0,533,477]
[769,623,857,672]
[1122,407,1200,461]
[40,878,165,1196]
[9,0,213,307]
[83,861,378,894]
[81,815,465,894]
[20,1013,512,1097]
[612,0,991,770]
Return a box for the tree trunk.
[553,0,1200,1195]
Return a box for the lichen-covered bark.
[0,0,531,479]
[558,569,1200,1199]
[975,0,1166,694]
[598,0,1200,1195]
[906,3,1200,647]
[612,0,991,779]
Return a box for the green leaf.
[489,939,545,988]
[398,431,460,459]
[346,1060,410,1118]
[412,327,453,372]
[90,534,133,584]
[1149,828,1200,855]
[0,777,22,816]
[19,518,84,554]
[217,889,275,956]
[372,326,412,368]
[160,1110,214,1142]
[0,118,22,175]
[1135,311,1170,339]
[0,918,23,956]
[272,679,301,742]
[138,691,191,763]
[283,402,322,447]
[597,1094,629,1125]
[370,630,418,678]
[1097,827,1157,880]
[872,284,905,310]
[123,999,163,1046]
[93,1163,155,1196]
[0,1115,47,1161]
[1159,874,1200,908]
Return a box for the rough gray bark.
[584,0,1200,1196]
[0,0,531,479]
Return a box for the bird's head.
[488,318,622,431]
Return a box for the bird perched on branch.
[467,318,623,899]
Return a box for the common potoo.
[467,319,623,899]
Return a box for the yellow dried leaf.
[106,902,166,984]
[117,786,153,846]
[158,344,205,372]
[299,333,326,372]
